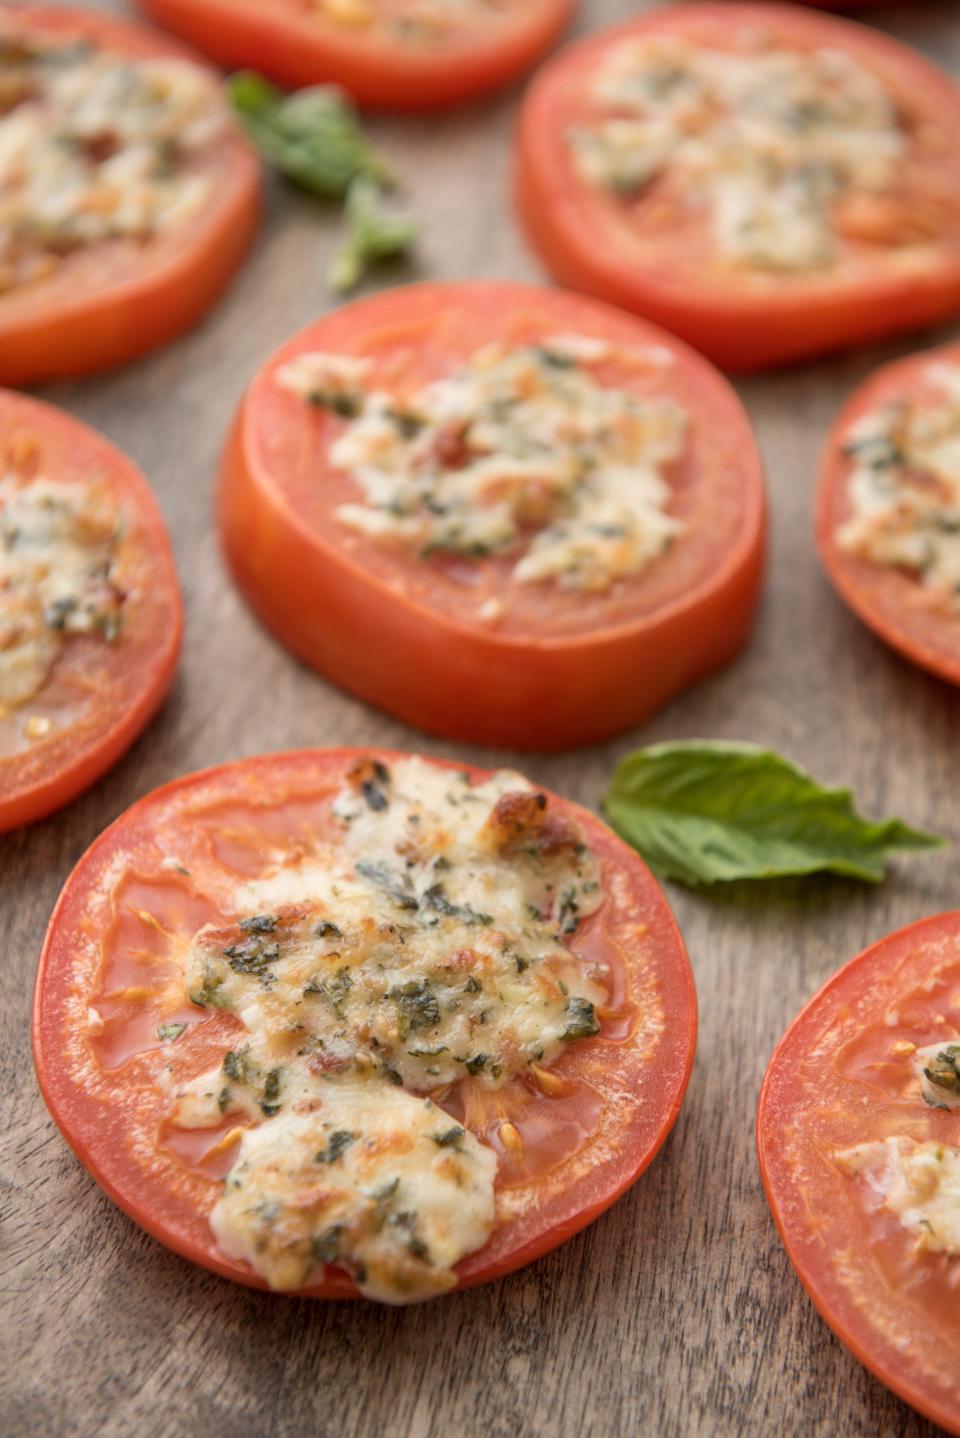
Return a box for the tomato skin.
[757,913,960,1437]
[0,6,261,387]
[136,0,575,111]
[32,747,697,1299]
[0,390,183,832]
[516,3,960,372]
[816,341,960,688]
[218,280,765,751]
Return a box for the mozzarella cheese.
[569,34,907,273]
[0,475,122,710]
[839,1137,960,1258]
[278,337,685,592]
[0,25,227,293]
[173,757,609,1301]
[836,362,960,607]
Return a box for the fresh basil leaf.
[602,740,944,887]
[227,72,388,198]
[328,177,417,293]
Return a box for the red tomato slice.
[816,340,960,687]
[135,0,574,111]
[516,3,960,371]
[32,747,697,1299]
[0,6,261,386]
[758,913,960,1436]
[218,280,765,750]
[0,390,182,831]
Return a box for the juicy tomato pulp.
[516,3,960,371]
[758,915,960,1435]
[817,341,960,688]
[32,749,697,1298]
[218,281,765,749]
[0,390,182,831]
[0,6,260,386]
[135,0,575,111]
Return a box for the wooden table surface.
[3,2,960,1435]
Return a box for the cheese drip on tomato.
[278,335,685,592]
[836,362,960,608]
[569,34,910,273]
[0,474,122,711]
[839,1138,960,1259]
[0,24,227,294]
[172,756,608,1302]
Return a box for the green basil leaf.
[227,72,388,198]
[602,740,944,887]
[328,177,417,293]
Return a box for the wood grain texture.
[2,2,960,1435]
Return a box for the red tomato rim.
[815,342,960,688]
[0,5,261,386]
[516,3,960,368]
[757,911,960,1437]
[136,0,577,110]
[231,280,765,654]
[33,746,698,1299]
[0,389,183,832]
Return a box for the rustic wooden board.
[3,2,960,1434]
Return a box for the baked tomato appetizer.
[135,0,574,112]
[33,747,696,1303]
[0,5,260,387]
[218,281,765,750]
[0,390,182,831]
[816,342,960,687]
[516,3,960,371]
[758,913,960,1435]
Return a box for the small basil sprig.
[329,178,418,293]
[602,740,944,887]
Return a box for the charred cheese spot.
[173,758,609,1302]
[0,24,228,295]
[839,1137,960,1259]
[569,33,913,274]
[836,362,960,609]
[277,336,685,593]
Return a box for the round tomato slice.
[135,0,574,112]
[218,280,765,750]
[32,747,697,1300]
[0,6,261,387]
[516,3,960,371]
[0,390,182,831]
[816,340,960,687]
[758,913,960,1436]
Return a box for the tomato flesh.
[758,913,960,1436]
[32,748,697,1298]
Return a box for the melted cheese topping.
[278,337,685,592]
[916,1041,960,1112]
[836,362,960,608]
[309,0,511,45]
[172,757,609,1301]
[0,26,227,294]
[0,475,122,710]
[839,1137,960,1258]
[569,35,907,273]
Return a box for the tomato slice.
[135,0,574,111]
[816,340,960,687]
[758,913,960,1436]
[32,747,697,1299]
[0,5,261,386]
[516,3,960,371]
[218,280,765,750]
[0,390,182,831]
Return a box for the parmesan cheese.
[839,1137,960,1258]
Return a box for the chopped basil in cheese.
[308,0,512,46]
[0,26,227,294]
[839,1137,960,1258]
[0,475,122,709]
[173,756,609,1301]
[569,35,907,273]
[917,1041,960,1111]
[836,362,960,607]
[278,338,685,592]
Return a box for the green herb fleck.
[156,1022,187,1043]
[562,996,600,1041]
[431,1126,465,1148]
[316,1129,356,1164]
